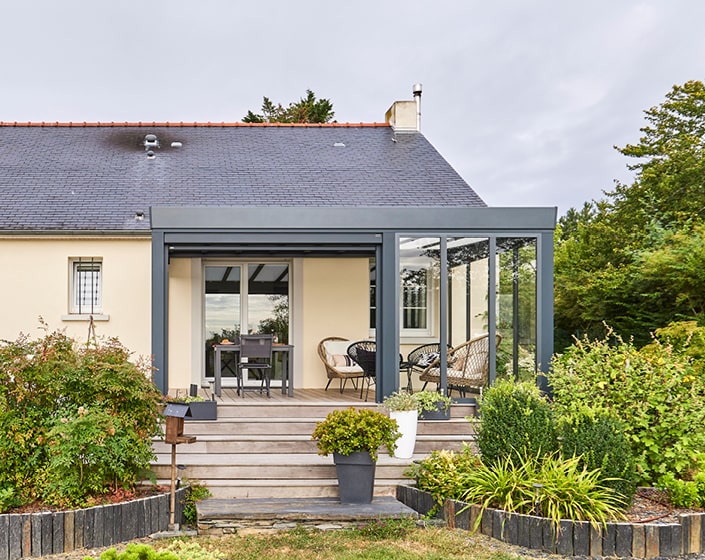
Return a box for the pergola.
[151,206,556,400]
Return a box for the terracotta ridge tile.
[0,121,389,128]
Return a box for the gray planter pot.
[333,451,376,504]
[419,401,451,420]
[186,400,217,420]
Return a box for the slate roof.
[0,122,486,232]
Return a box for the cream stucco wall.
[167,257,200,390]
[300,258,370,388]
[0,237,152,358]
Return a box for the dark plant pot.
[419,402,451,420]
[186,400,217,421]
[333,451,376,504]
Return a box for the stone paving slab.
[197,496,419,522]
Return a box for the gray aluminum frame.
[151,206,556,400]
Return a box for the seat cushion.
[335,365,364,374]
[323,340,352,363]
[332,354,355,367]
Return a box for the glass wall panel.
[398,237,440,393]
[447,237,490,347]
[496,238,537,381]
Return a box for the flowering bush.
[0,324,163,509]
[549,330,705,485]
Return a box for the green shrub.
[558,406,638,506]
[650,321,705,376]
[92,543,178,560]
[475,379,557,466]
[405,445,480,512]
[0,325,163,509]
[182,481,212,524]
[549,331,705,484]
[657,470,705,508]
[311,407,399,461]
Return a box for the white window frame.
[369,259,435,340]
[69,258,103,315]
[400,265,434,338]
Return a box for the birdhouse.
[164,403,197,444]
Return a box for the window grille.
[71,259,102,314]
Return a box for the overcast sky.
[2,1,704,215]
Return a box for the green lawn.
[148,523,535,560]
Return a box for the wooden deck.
[197,385,376,404]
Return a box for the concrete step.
[196,496,418,533]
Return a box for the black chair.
[236,334,274,398]
[400,342,452,392]
[346,341,376,401]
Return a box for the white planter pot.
[390,410,418,459]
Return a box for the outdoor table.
[213,343,294,398]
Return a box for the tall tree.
[242,90,335,124]
[555,81,705,349]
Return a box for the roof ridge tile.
[0,121,389,128]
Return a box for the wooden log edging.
[397,485,705,558]
[0,487,188,559]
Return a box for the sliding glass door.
[204,262,289,387]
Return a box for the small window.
[400,265,431,335]
[70,258,102,314]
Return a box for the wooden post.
[169,443,177,530]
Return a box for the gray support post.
[536,231,554,394]
[488,237,498,385]
[377,233,399,401]
[439,237,448,394]
[151,230,169,394]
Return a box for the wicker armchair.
[419,333,502,397]
[317,337,364,393]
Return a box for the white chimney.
[385,84,422,132]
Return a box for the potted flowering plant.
[312,407,399,503]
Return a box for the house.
[0,93,556,401]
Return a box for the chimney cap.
[412,83,422,96]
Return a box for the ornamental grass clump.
[311,407,400,461]
[460,453,625,530]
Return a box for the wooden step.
[152,398,476,500]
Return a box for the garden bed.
[397,485,705,558]
[0,487,188,559]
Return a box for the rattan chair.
[419,333,502,397]
[317,337,364,393]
